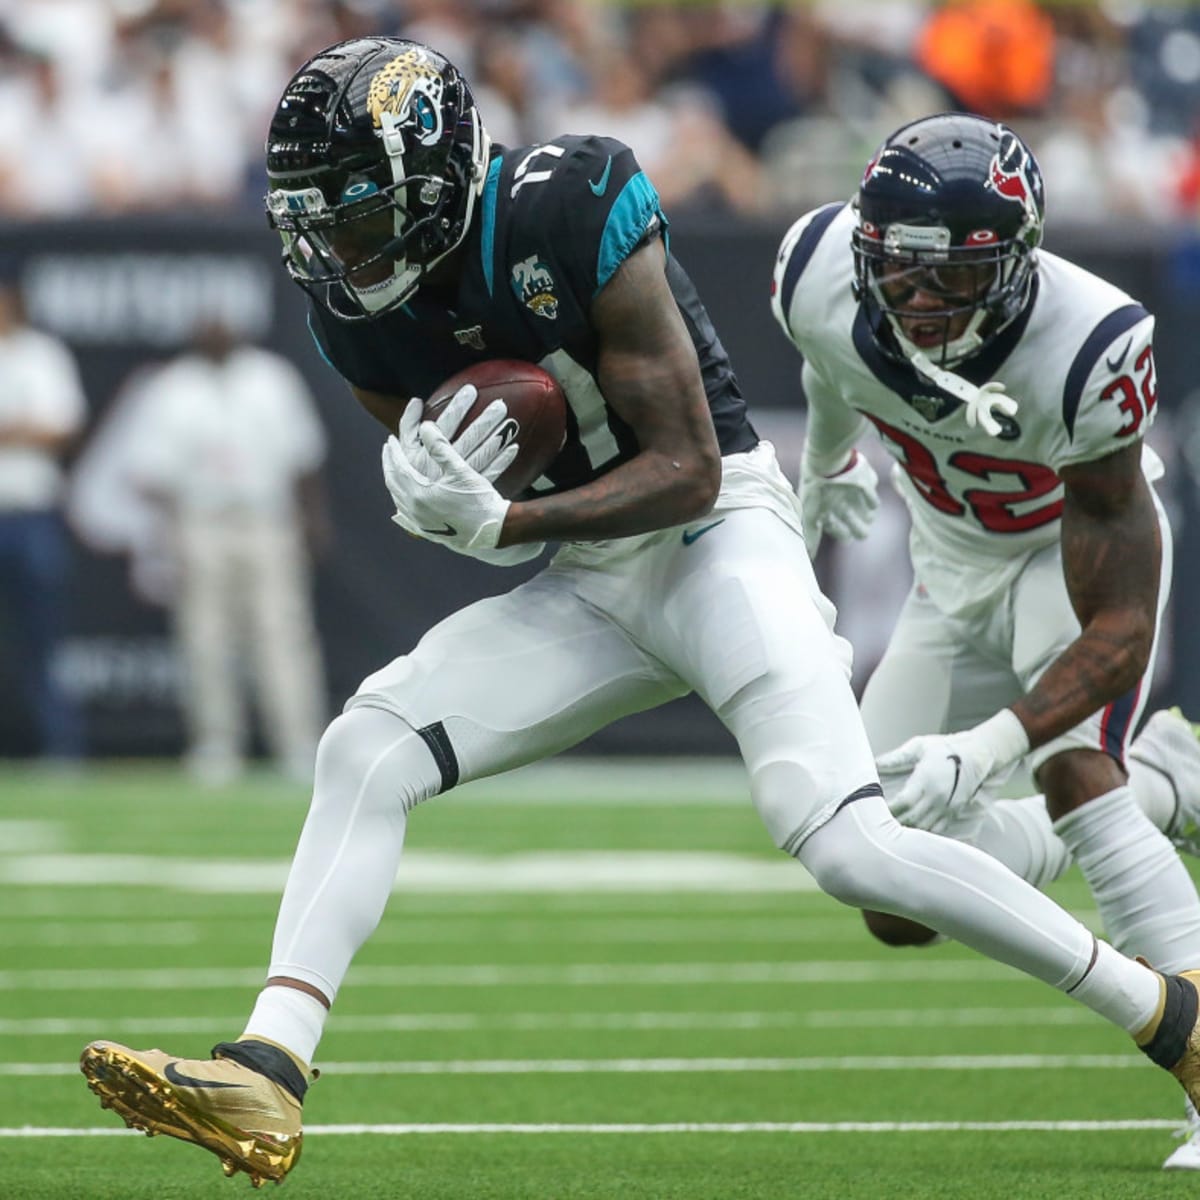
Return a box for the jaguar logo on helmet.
[367,48,445,146]
[986,129,1041,232]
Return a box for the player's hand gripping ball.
[423,360,568,499]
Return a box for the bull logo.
[986,130,1042,231]
[367,49,444,146]
[511,254,559,321]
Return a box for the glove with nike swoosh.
[403,385,517,484]
[798,447,879,557]
[876,709,1031,834]
[382,399,515,554]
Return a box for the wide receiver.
[80,43,1200,1185]
[772,112,1200,1169]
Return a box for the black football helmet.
[265,38,490,320]
[852,113,1045,366]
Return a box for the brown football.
[423,359,568,499]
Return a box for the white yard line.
[0,851,822,894]
[0,1119,1178,1138]
[0,1006,1097,1037]
[0,959,1024,991]
[0,917,856,946]
[0,923,201,947]
[0,1053,1147,1077]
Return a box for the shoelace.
[909,350,1019,438]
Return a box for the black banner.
[2,215,1199,757]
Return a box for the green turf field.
[2,760,1197,1198]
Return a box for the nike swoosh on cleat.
[681,519,726,546]
[1106,337,1132,373]
[163,1062,249,1090]
[420,523,458,537]
[589,157,613,197]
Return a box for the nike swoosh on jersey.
[1106,337,1133,373]
[420,523,459,537]
[681,519,726,546]
[589,157,613,197]
[163,1062,248,1090]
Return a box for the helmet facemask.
[265,40,491,321]
[853,217,1036,367]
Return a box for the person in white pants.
[130,320,331,784]
[771,112,1200,1169]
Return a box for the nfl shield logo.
[909,393,950,422]
[454,325,485,351]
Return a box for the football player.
[81,44,1200,1184]
[771,112,1200,1169]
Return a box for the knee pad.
[312,707,442,817]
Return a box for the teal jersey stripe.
[480,156,503,297]
[306,312,337,372]
[596,171,667,295]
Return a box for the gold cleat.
[80,1037,311,1185]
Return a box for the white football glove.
[404,384,518,484]
[382,399,513,552]
[876,709,1031,834]
[799,448,879,557]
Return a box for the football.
[423,359,568,499]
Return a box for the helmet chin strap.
[351,265,421,313]
[906,348,1020,439]
[352,109,492,314]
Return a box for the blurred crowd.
[1,0,1199,224]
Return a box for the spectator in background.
[0,48,106,217]
[0,275,87,760]
[543,40,766,215]
[915,0,1055,118]
[129,322,331,785]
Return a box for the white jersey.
[771,202,1160,617]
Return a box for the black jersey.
[309,134,758,494]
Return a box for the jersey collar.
[851,274,1040,416]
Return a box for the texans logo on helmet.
[987,131,1041,228]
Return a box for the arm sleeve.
[802,358,867,473]
[533,136,668,302]
[1056,310,1157,470]
[770,203,845,349]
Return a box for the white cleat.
[1129,707,1200,855]
[1164,1099,1200,1170]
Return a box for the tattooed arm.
[1010,441,1161,747]
[497,237,722,546]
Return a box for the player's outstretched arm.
[498,238,721,546]
[1010,441,1161,748]
[878,441,1160,826]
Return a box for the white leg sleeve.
[936,730,1194,896]
[266,706,444,1006]
[1053,786,1200,975]
[799,796,1160,1031]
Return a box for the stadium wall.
[2,216,1199,758]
